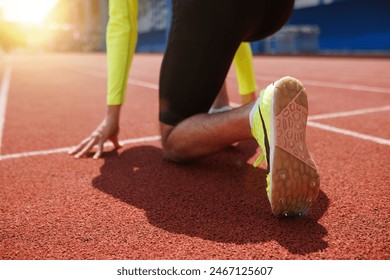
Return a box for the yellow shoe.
[251,76,320,217]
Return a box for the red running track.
[0,53,389,259]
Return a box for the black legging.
[159,0,295,125]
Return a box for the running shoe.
[251,76,320,217]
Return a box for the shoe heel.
[270,77,320,217]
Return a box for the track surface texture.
[0,53,389,260]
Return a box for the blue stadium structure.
[137,0,390,54]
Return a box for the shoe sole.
[269,77,320,217]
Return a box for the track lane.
[1,53,389,260]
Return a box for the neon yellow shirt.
[106,0,138,105]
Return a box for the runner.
[71,0,320,217]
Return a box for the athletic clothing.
[106,0,138,105]
[159,0,295,126]
[105,0,256,107]
[234,42,257,95]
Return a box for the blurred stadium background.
[0,0,389,55]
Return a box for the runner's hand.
[68,105,122,159]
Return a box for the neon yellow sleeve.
[106,0,138,105]
[233,42,257,96]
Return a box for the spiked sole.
[270,77,320,217]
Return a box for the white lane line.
[46,69,390,153]
[308,105,390,121]
[229,102,240,108]
[120,135,160,145]
[254,75,390,94]
[87,69,390,95]
[0,135,161,161]
[1,120,388,162]
[80,69,159,90]
[307,121,390,146]
[303,79,390,94]
[228,74,389,95]
[128,78,158,90]
[0,63,12,154]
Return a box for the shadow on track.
[92,140,329,255]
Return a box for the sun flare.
[1,0,59,25]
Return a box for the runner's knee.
[160,122,191,163]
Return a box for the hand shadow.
[92,141,329,255]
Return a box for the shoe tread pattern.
[271,77,320,217]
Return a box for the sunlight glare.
[1,0,59,25]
